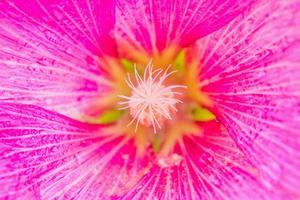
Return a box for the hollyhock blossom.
[0,0,300,199]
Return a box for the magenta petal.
[0,0,116,56]
[120,123,281,199]
[0,103,151,199]
[198,0,300,197]
[114,0,254,52]
[0,0,117,119]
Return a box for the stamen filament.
[119,61,186,133]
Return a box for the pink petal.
[0,103,152,199]
[0,0,116,119]
[114,0,254,52]
[119,121,282,199]
[198,0,300,197]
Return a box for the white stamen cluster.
[119,61,186,133]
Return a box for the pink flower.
[0,0,299,199]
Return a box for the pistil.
[119,61,186,133]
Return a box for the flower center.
[119,61,186,133]
[92,48,217,155]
